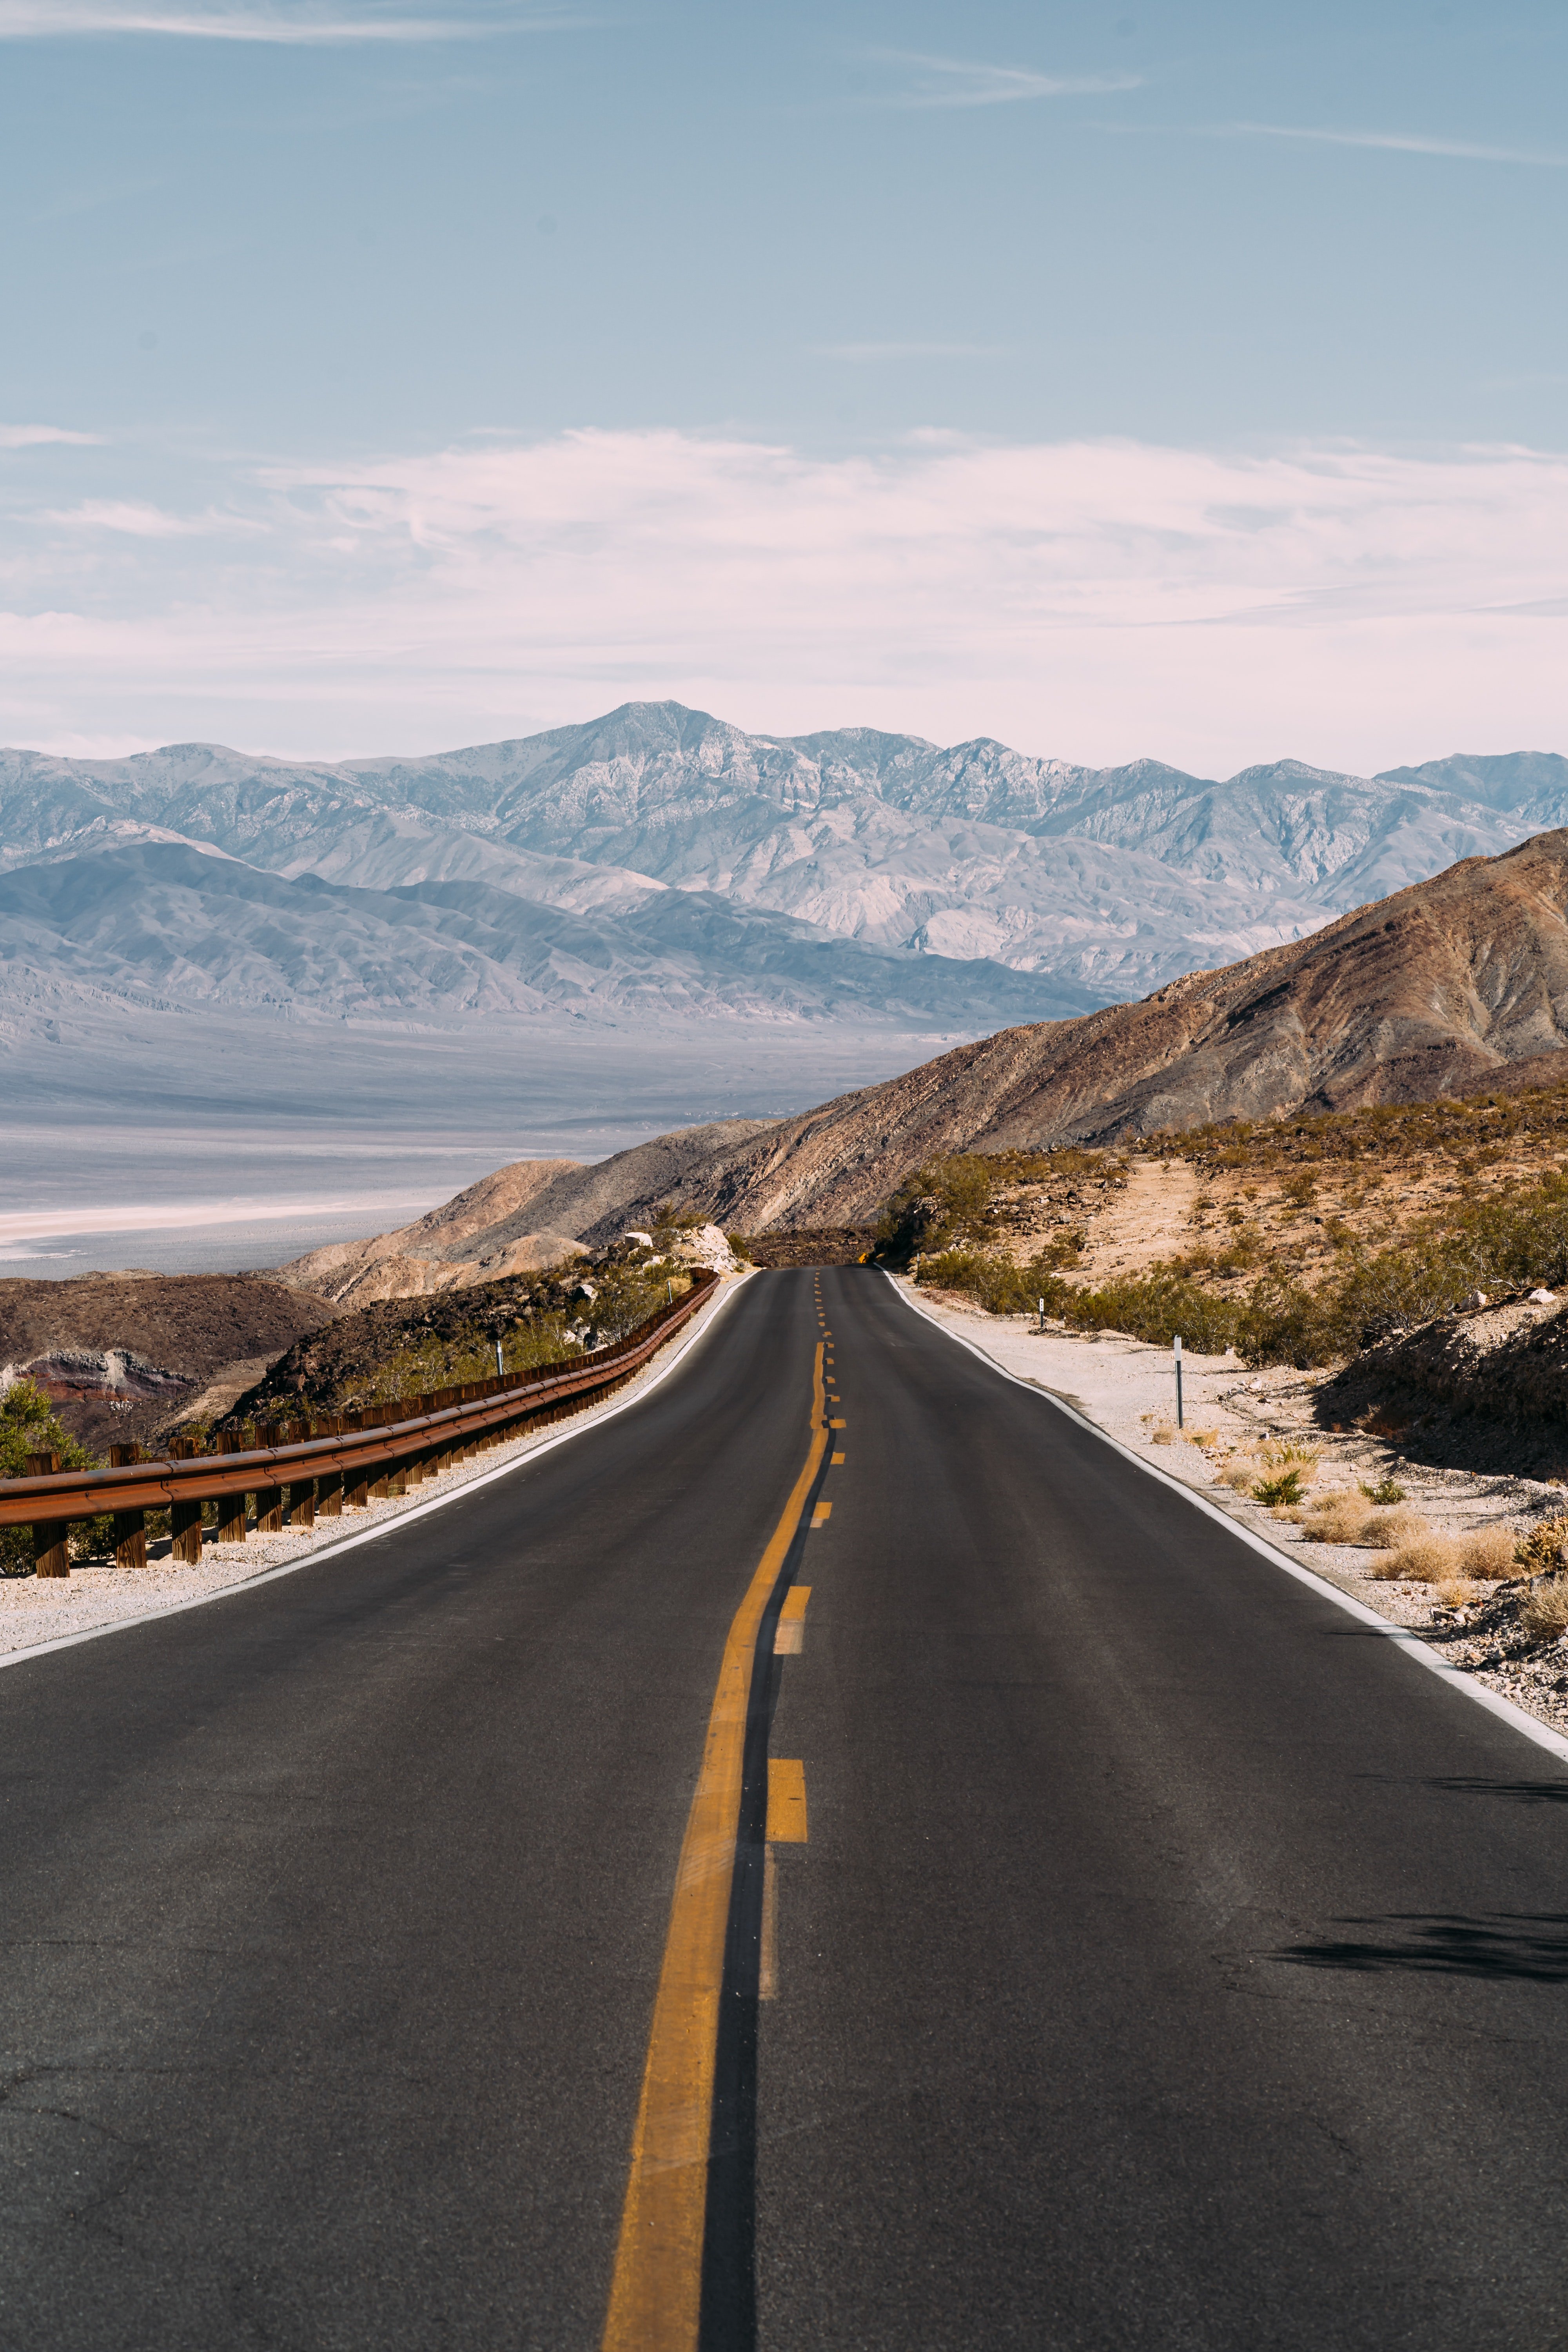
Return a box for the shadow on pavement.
[1274,1913,1568,1981]
[1426,1775,1568,1806]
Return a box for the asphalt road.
[4,1267,1568,2350]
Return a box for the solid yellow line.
[601,1341,828,2352]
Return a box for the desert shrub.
[1302,1490,1368,1544]
[1433,1577,1480,1610]
[1362,1478,1406,1506]
[1370,1534,1461,1583]
[1045,1268,1244,1354]
[1187,1425,1219,1447]
[652,1201,708,1234]
[1263,1441,1319,1471]
[1516,1515,1568,1575]
[1458,1526,1519,1581]
[879,1156,994,1257]
[1361,1504,1431,1551]
[726,1232,754,1262]
[0,1379,96,1577]
[1254,1469,1306,1506]
[1519,1576,1568,1644]
[915,1250,1038,1315]
[1151,1423,1175,1445]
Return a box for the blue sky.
[2,1,1565,769]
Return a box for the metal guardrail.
[1,1270,720,1576]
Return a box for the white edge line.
[0,1273,756,1676]
[887,1273,1568,1769]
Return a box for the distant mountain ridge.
[4,704,1565,1021]
[0,840,1095,1032]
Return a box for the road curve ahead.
[2,1267,1568,2350]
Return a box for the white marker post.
[1174,1334,1184,1431]
[495,1338,505,1379]
[1038,1296,1045,1331]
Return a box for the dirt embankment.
[0,1273,338,1454]
[1317,1296,1568,1478]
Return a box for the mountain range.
[5,703,1568,1038]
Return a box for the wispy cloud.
[812,341,1005,363]
[0,423,104,447]
[0,3,574,40]
[3,428,1567,774]
[43,498,247,534]
[869,50,1141,110]
[1217,121,1568,168]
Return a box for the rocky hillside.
[0,1274,337,1454]
[275,1122,771,1303]
[639,826,1568,1232]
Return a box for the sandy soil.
[1073,1156,1199,1282]
[903,1280,1568,1741]
[0,1274,743,1661]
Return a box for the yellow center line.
[601,1341,829,2352]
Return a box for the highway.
[3,1265,1568,2349]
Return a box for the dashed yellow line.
[766,1758,808,1843]
[601,1343,828,2352]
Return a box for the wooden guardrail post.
[25,1451,69,1577]
[285,1421,315,1527]
[387,1400,416,1494]
[316,1415,343,1516]
[168,1436,203,1561]
[253,1422,284,1534]
[405,1397,429,1488]
[215,1432,247,1543]
[433,1389,457,1473]
[109,1443,148,1568]
[342,1412,369,1509]
[368,1405,392,1501]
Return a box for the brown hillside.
[0,1273,337,1453]
[274,1157,585,1303]
[650,829,1568,1232]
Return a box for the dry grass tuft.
[1301,1490,1369,1544]
[1433,1576,1481,1609]
[1150,1424,1175,1445]
[1259,1441,1320,1477]
[1519,1576,1568,1644]
[1457,1526,1519,1582]
[1361,1504,1430,1551]
[1368,1533,1460,1583]
[1218,1456,1262,1492]
[1187,1425,1220,1447]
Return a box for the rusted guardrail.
[0,1270,720,1577]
